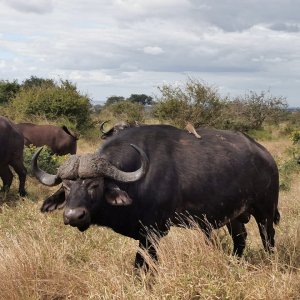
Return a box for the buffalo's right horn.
[99,120,110,134]
[99,144,149,182]
[32,148,62,186]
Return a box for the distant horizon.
[90,99,300,109]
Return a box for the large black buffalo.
[0,116,27,196]
[15,123,78,155]
[32,125,280,268]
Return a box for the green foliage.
[278,157,300,191]
[247,128,274,141]
[23,145,67,176]
[0,80,20,104]
[9,79,92,130]
[105,94,153,107]
[290,131,300,167]
[153,78,226,128]
[127,94,153,105]
[153,79,287,131]
[105,96,125,106]
[108,100,144,123]
[277,145,300,191]
[291,130,300,144]
[232,90,288,129]
[22,76,55,89]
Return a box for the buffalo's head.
[100,121,136,139]
[32,145,149,232]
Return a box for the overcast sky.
[0,0,300,106]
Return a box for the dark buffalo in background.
[100,120,139,139]
[15,123,78,155]
[33,125,280,269]
[0,116,27,196]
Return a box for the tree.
[153,78,227,128]
[0,80,20,104]
[22,76,55,89]
[105,96,125,106]
[234,90,287,129]
[127,94,153,105]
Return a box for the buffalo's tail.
[274,208,280,225]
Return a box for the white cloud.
[0,0,299,106]
[143,46,164,55]
[2,0,54,14]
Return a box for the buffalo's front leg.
[227,220,248,257]
[135,234,159,270]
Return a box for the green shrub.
[291,130,300,144]
[8,80,92,131]
[0,80,20,105]
[153,78,226,128]
[23,145,67,176]
[153,79,287,131]
[107,100,145,123]
[278,149,300,191]
[247,128,274,141]
[287,111,300,126]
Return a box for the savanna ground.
[0,126,299,300]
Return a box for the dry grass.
[0,136,299,299]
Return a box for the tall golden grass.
[0,136,299,299]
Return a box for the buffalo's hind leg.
[0,165,13,192]
[227,220,247,257]
[254,213,275,253]
[10,160,27,196]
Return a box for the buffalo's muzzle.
[63,207,91,230]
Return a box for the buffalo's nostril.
[78,210,86,220]
[64,207,89,225]
[64,216,70,225]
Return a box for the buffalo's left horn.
[32,147,62,186]
[99,120,110,134]
[99,144,149,182]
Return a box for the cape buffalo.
[15,123,78,155]
[0,116,27,196]
[32,125,280,269]
[100,120,139,139]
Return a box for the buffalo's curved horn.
[100,144,149,182]
[32,147,62,186]
[99,120,110,134]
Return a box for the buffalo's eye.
[86,182,102,199]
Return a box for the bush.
[23,145,67,176]
[8,80,92,131]
[287,111,300,127]
[0,80,20,105]
[153,78,227,128]
[278,157,300,191]
[231,91,287,130]
[291,130,300,144]
[153,79,287,131]
[107,100,145,123]
[22,76,55,89]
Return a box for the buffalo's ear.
[41,186,66,213]
[104,186,132,206]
